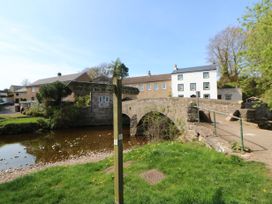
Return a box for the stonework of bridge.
[122,97,241,136]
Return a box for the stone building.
[122,72,171,99]
[26,72,91,102]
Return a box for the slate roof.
[123,74,171,85]
[172,65,217,74]
[29,72,87,86]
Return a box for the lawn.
[0,142,271,203]
[0,117,44,126]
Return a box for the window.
[225,94,232,100]
[16,93,19,96]
[161,82,166,89]
[32,87,36,93]
[218,95,222,99]
[98,96,110,108]
[31,97,35,101]
[177,84,184,91]
[146,83,151,90]
[203,72,209,79]
[177,74,183,80]
[178,94,184,98]
[154,83,159,91]
[139,84,144,91]
[203,82,210,90]
[203,94,210,99]
[190,83,196,91]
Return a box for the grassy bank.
[0,114,48,135]
[1,142,272,203]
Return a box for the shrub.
[24,104,46,117]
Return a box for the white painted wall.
[171,70,217,99]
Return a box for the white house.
[171,64,217,99]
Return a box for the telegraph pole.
[112,76,124,204]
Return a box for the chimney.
[173,64,178,71]
[57,72,62,77]
[148,70,151,77]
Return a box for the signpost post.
[112,76,124,204]
[68,78,139,204]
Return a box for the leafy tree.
[240,0,272,106]
[110,58,129,78]
[36,81,72,107]
[208,26,246,84]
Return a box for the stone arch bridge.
[122,98,241,136]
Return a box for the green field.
[0,142,271,203]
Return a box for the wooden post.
[240,118,245,152]
[112,77,124,204]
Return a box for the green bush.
[24,104,46,117]
[48,105,82,129]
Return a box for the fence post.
[112,76,124,204]
[196,91,200,123]
[239,118,245,152]
[213,111,217,136]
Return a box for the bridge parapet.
[123,97,241,136]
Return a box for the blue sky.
[0,0,257,89]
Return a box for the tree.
[207,26,246,85]
[86,59,129,80]
[86,63,112,80]
[110,58,129,79]
[240,0,272,107]
[21,79,31,86]
[36,81,72,107]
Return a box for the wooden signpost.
[68,79,139,204]
[112,76,124,204]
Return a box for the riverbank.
[0,151,113,184]
[0,114,48,135]
[1,142,272,203]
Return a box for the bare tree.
[85,63,112,80]
[21,79,31,86]
[207,26,245,84]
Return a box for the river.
[0,127,146,171]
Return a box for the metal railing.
[195,105,245,152]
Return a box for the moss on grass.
[0,142,271,203]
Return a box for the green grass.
[0,142,272,203]
[0,113,25,120]
[0,117,44,127]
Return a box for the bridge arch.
[135,111,180,140]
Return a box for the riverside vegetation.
[0,142,271,203]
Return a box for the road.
[214,114,272,170]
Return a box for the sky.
[0,0,258,89]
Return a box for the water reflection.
[0,127,146,171]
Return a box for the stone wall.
[123,97,241,136]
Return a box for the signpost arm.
[113,76,124,204]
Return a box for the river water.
[0,127,146,171]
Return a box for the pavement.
[214,114,272,170]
